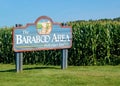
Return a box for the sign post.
[19,52,23,71]
[16,52,23,72]
[61,49,68,69]
[13,16,72,72]
[16,52,20,72]
[15,24,23,73]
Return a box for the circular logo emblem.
[36,19,52,34]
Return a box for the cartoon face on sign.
[36,19,52,34]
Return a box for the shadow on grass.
[0,66,60,72]
[24,66,60,70]
[0,69,16,72]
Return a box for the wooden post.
[61,49,68,69]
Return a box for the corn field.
[68,20,120,65]
[0,20,120,65]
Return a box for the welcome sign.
[13,16,72,52]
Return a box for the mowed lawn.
[0,64,120,86]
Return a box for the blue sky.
[0,0,120,27]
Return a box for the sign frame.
[12,16,72,52]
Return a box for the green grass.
[0,64,120,86]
